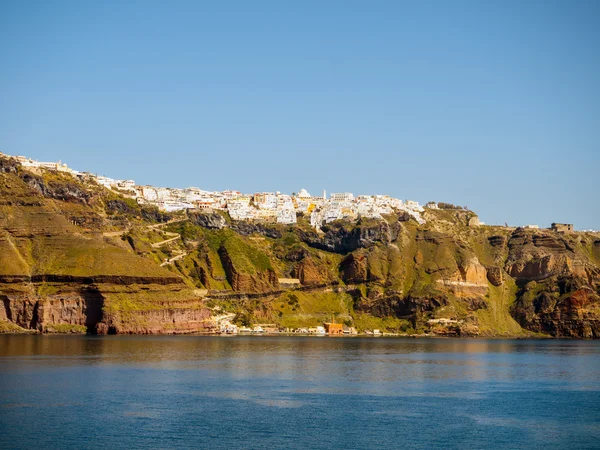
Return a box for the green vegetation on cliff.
[2,155,599,337]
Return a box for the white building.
[405,200,423,211]
[221,190,241,198]
[158,201,195,212]
[117,180,136,190]
[356,203,383,219]
[227,203,253,221]
[254,192,277,209]
[3,151,431,229]
[297,188,311,199]
[96,176,116,188]
[330,192,354,202]
[137,186,160,201]
[277,207,297,224]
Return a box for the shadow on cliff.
[82,288,105,334]
[1,295,11,321]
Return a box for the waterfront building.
[324,323,343,335]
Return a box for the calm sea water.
[0,336,599,450]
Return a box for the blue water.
[1,336,599,449]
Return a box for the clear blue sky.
[1,0,599,229]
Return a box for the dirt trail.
[151,235,180,248]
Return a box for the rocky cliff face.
[180,210,598,337]
[512,284,600,338]
[218,245,279,293]
[0,158,213,334]
[298,218,400,253]
[188,211,227,230]
[291,256,332,285]
[1,155,599,337]
[503,229,600,338]
[0,283,103,332]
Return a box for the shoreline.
[0,330,562,339]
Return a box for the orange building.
[324,323,343,335]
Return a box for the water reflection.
[1,336,599,387]
[1,336,600,450]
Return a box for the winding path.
[102,217,191,267]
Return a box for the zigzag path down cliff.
[1,154,599,337]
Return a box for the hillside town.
[4,152,428,228]
[6,152,592,233]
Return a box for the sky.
[0,0,599,229]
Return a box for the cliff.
[1,155,599,337]
[0,157,213,334]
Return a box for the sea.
[1,335,599,449]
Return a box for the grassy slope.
[0,238,31,275]
[474,279,526,336]
[0,166,179,279]
[31,235,175,278]
[272,290,352,328]
[0,320,35,333]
